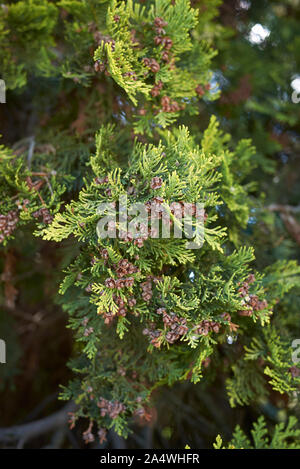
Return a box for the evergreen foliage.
[0,0,299,449]
[214,416,300,449]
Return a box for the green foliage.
[0,141,68,245]
[93,0,218,133]
[40,117,297,436]
[214,416,300,449]
[0,0,58,89]
[0,0,299,449]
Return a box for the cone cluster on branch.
[97,397,126,419]
[0,210,18,243]
[238,274,268,317]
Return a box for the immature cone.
[98,428,107,444]
[105,278,116,288]
[149,59,160,73]
[195,84,204,97]
[82,421,94,444]
[150,177,163,190]
[195,319,221,336]
[83,431,95,444]
[141,278,153,302]
[97,397,126,419]
[32,207,53,224]
[143,57,160,73]
[162,37,173,50]
[0,210,19,243]
[161,51,169,62]
[151,80,163,97]
[289,366,300,378]
[154,17,168,29]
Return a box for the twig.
[27,136,35,169]
[266,203,300,246]
[44,175,54,197]
[267,204,300,214]
[22,393,58,423]
[0,402,76,448]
